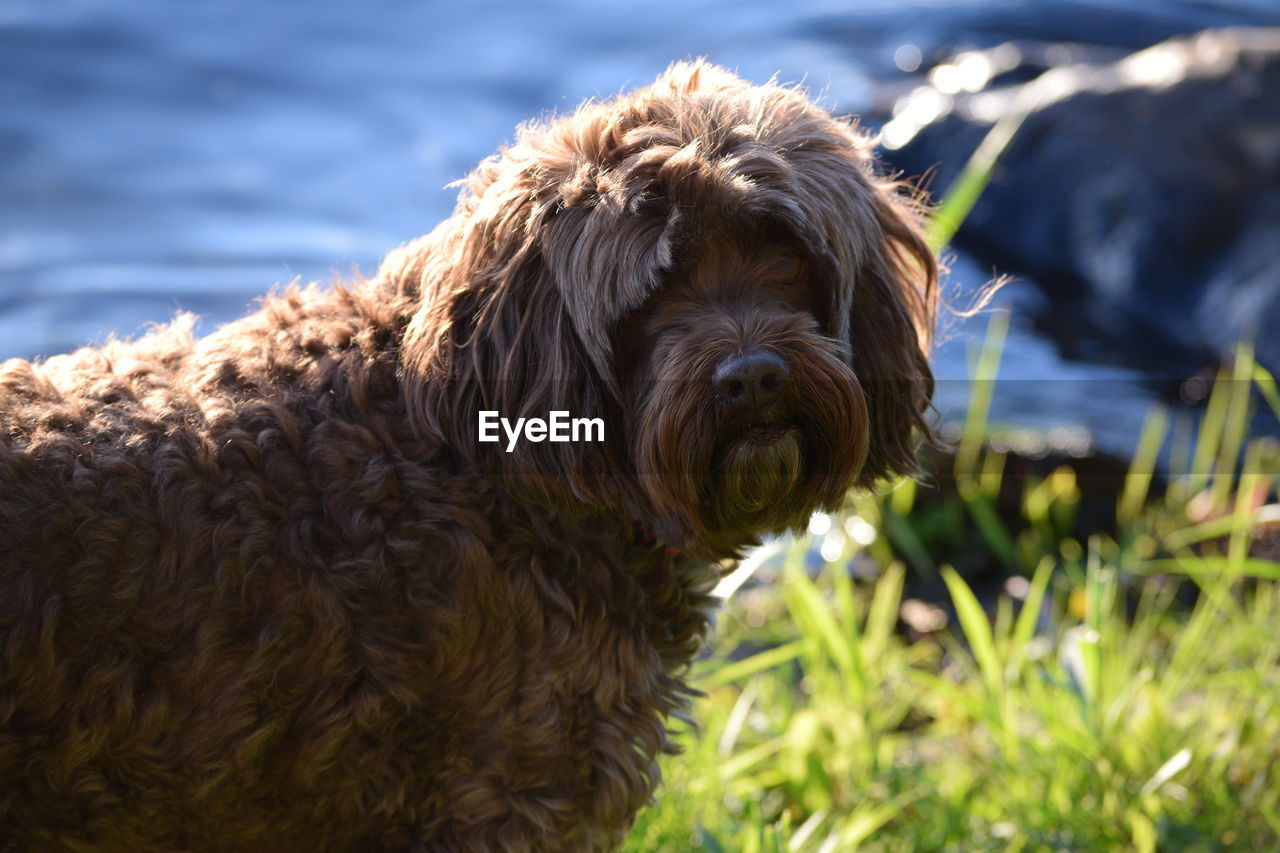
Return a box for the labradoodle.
[0,61,936,851]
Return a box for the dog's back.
[0,286,451,849]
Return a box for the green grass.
[624,333,1280,852]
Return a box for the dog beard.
[714,429,803,524]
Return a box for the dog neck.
[631,520,681,558]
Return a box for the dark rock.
[882,28,1280,379]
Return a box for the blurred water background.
[4,0,1279,458]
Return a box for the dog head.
[390,61,936,554]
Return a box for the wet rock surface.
[881,28,1280,380]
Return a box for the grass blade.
[702,641,805,689]
[941,565,1002,697]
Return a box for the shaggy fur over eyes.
[0,61,936,851]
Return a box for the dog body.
[0,63,935,850]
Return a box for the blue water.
[3,0,1275,456]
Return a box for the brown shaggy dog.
[0,62,935,850]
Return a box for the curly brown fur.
[0,61,936,851]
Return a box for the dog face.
[393,61,936,554]
[614,227,869,546]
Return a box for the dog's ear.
[772,125,937,486]
[846,182,937,486]
[541,198,680,395]
[393,155,656,509]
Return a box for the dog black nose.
[713,350,790,411]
